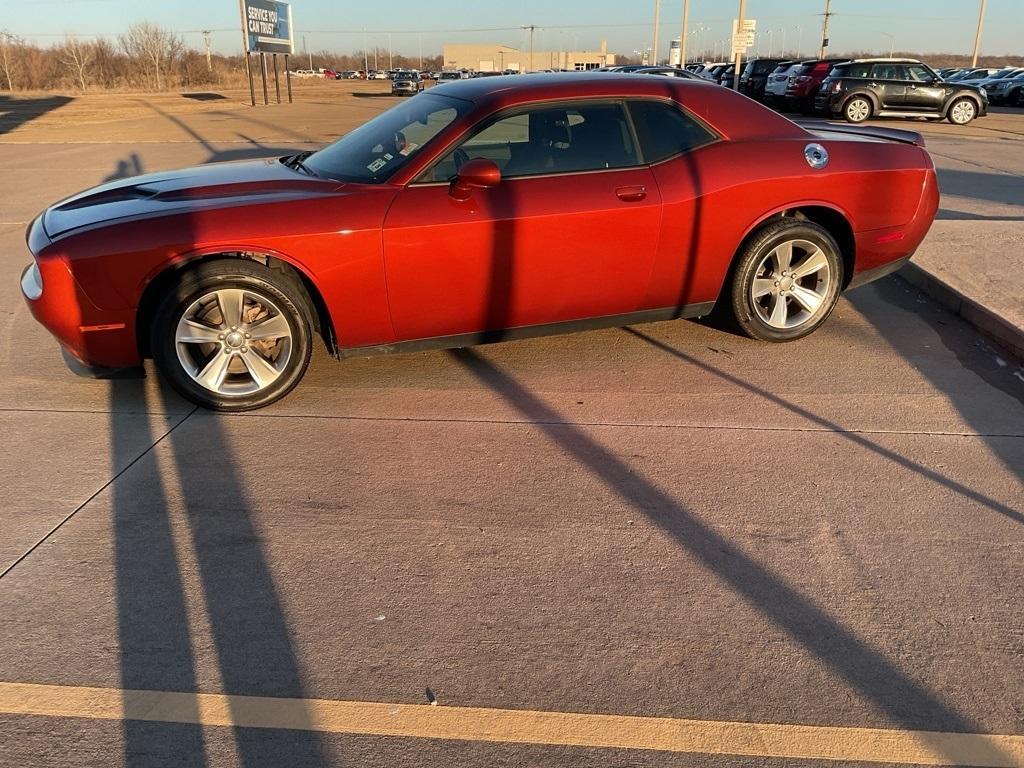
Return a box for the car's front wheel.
[725,220,844,342]
[843,96,872,123]
[947,97,978,125]
[150,260,313,411]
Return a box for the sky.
[2,0,1022,59]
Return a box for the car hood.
[42,157,342,240]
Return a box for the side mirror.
[449,158,501,201]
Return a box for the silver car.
[391,71,424,96]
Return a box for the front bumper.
[21,258,140,369]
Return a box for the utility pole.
[303,34,311,69]
[732,0,745,90]
[679,0,689,65]
[362,30,369,75]
[388,32,392,70]
[819,0,833,59]
[524,25,535,72]
[202,30,212,71]
[652,0,661,65]
[971,0,987,67]
[418,32,422,71]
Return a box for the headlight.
[21,262,43,300]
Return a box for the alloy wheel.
[950,100,976,124]
[845,98,870,122]
[749,239,832,330]
[174,288,293,396]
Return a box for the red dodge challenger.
[22,74,939,410]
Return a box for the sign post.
[730,15,755,88]
[239,0,294,106]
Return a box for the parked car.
[737,58,786,100]
[631,66,703,79]
[437,70,466,81]
[783,59,846,113]
[957,67,1023,86]
[986,72,1024,105]
[290,69,318,78]
[713,63,739,87]
[22,73,939,410]
[367,71,389,80]
[696,62,729,80]
[763,61,801,104]
[815,58,987,124]
[945,67,999,82]
[391,70,424,95]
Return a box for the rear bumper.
[846,254,912,290]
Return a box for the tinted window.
[628,100,716,164]
[753,60,779,74]
[834,63,871,78]
[791,63,813,76]
[425,102,638,182]
[872,63,907,80]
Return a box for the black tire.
[150,259,313,411]
[842,96,872,123]
[947,97,978,125]
[726,219,844,342]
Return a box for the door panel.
[382,168,662,342]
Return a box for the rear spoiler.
[794,119,926,147]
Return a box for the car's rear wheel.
[843,96,872,123]
[726,220,844,342]
[947,97,977,125]
[151,260,313,411]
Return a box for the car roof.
[843,58,923,64]
[427,72,806,142]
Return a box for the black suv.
[815,59,987,125]
[737,58,786,100]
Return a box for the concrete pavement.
[0,85,1022,767]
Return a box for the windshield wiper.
[282,150,318,177]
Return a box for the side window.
[906,65,932,82]
[627,100,717,164]
[843,63,871,78]
[872,64,906,81]
[424,102,638,182]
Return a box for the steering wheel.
[394,130,408,155]
[452,147,469,171]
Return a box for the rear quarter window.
[835,63,871,78]
[627,100,717,164]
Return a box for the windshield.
[303,93,470,183]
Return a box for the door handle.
[616,185,646,202]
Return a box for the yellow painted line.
[2,681,1023,766]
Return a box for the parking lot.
[1,81,1022,766]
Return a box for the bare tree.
[0,29,21,90]
[119,22,182,90]
[58,35,93,91]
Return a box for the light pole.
[767,29,773,58]
[971,0,987,67]
[652,0,661,65]
[881,32,894,58]
[819,0,833,59]
[796,26,803,58]
[388,32,392,71]
[679,0,690,66]
[780,27,787,58]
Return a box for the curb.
[898,261,1024,361]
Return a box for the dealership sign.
[242,0,294,55]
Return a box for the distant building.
[442,41,616,72]
[669,38,682,67]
